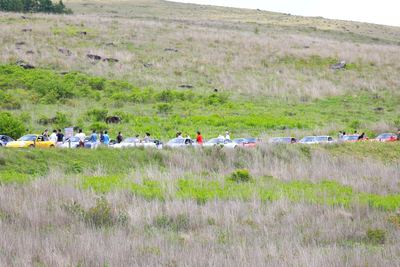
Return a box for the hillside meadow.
[0,3,400,266]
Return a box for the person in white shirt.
[218,133,224,139]
[49,129,57,144]
[76,129,86,148]
[225,131,230,140]
[186,133,191,139]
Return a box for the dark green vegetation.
[0,0,72,14]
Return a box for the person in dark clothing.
[117,131,123,143]
[99,131,104,144]
[357,132,365,141]
[56,129,64,147]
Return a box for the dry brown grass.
[1,12,400,100]
[0,146,399,266]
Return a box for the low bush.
[228,169,251,182]
[366,228,386,244]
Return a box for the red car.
[373,133,398,142]
[241,138,262,148]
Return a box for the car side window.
[328,137,332,141]
[43,137,49,141]
[1,136,6,141]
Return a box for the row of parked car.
[0,132,398,149]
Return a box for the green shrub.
[348,120,361,129]
[19,112,31,123]
[0,112,26,140]
[85,109,108,122]
[84,196,117,227]
[366,228,386,244]
[156,103,173,113]
[89,77,106,90]
[228,169,251,182]
[89,122,108,131]
[54,112,72,128]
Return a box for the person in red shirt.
[196,131,203,145]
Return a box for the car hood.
[7,141,31,147]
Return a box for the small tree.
[0,112,26,140]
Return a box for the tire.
[29,144,34,147]
[50,145,55,148]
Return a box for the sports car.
[6,135,56,148]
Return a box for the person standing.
[89,130,98,149]
[357,132,365,141]
[99,131,104,144]
[338,131,343,140]
[50,129,57,144]
[117,131,123,143]
[196,131,203,145]
[397,129,400,141]
[218,132,224,139]
[134,134,140,143]
[43,129,49,138]
[103,131,110,145]
[144,133,150,143]
[76,129,86,148]
[186,133,191,139]
[56,129,64,147]
[177,132,183,139]
[225,131,230,140]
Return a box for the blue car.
[0,135,15,146]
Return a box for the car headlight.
[20,142,26,147]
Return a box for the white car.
[113,137,158,149]
[203,138,238,148]
[61,136,99,148]
[314,136,336,144]
[299,136,317,144]
[165,138,197,148]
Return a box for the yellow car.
[6,134,56,148]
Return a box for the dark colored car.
[0,135,14,146]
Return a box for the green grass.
[1,65,399,139]
[78,173,400,211]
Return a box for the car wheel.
[29,144,34,147]
[0,143,2,146]
[50,145,55,148]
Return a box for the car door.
[36,136,46,147]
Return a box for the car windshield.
[18,135,37,141]
[233,139,244,144]
[121,138,135,143]
[168,138,184,144]
[67,137,80,142]
[243,138,257,143]
[279,138,291,143]
[300,137,315,142]
[207,138,224,144]
[343,135,358,141]
[376,134,391,139]
[315,136,328,141]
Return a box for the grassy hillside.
[1,5,400,266]
[0,12,399,138]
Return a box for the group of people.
[337,130,365,141]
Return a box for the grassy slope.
[65,0,400,44]
[0,11,399,139]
